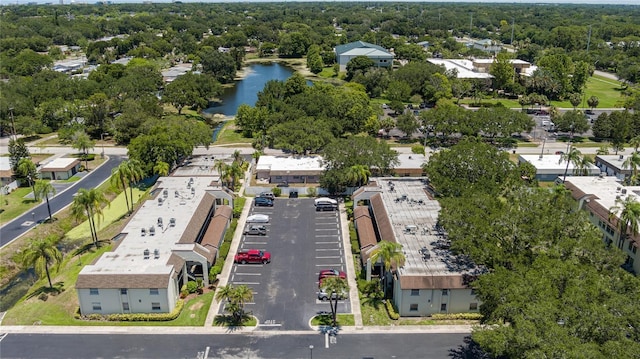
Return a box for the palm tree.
[345,165,371,187]
[21,235,63,289]
[215,284,253,323]
[110,163,131,214]
[622,152,640,185]
[17,158,38,198]
[629,136,640,153]
[125,159,144,214]
[34,180,56,222]
[559,146,583,182]
[71,188,109,248]
[71,130,94,170]
[213,159,229,187]
[609,196,640,250]
[153,161,170,177]
[575,156,594,176]
[369,240,406,298]
[232,150,244,166]
[227,162,244,192]
[596,144,610,155]
[319,276,349,327]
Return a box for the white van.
[314,197,338,207]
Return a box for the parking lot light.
[309,345,314,359]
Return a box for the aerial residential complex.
[353,178,483,317]
[564,175,640,274]
[76,176,233,315]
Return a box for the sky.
[2,0,639,5]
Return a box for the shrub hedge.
[385,299,400,320]
[431,313,483,320]
[105,300,184,322]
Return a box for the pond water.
[204,62,297,116]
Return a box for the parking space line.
[243,241,268,245]
[315,256,341,259]
[234,272,262,276]
[315,248,340,251]
[229,282,260,285]
[315,228,336,231]
[316,263,343,266]
[315,241,338,244]
[315,235,337,237]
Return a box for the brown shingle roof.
[370,193,396,243]
[200,205,232,260]
[178,193,216,244]
[193,244,215,264]
[76,273,171,289]
[399,274,471,290]
[167,253,185,274]
[354,206,378,265]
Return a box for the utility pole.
[586,25,592,53]
[9,107,17,141]
[469,13,473,34]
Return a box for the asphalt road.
[0,155,124,247]
[227,198,347,331]
[0,332,471,359]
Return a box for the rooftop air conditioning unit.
[599,172,606,179]
[163,189,168,197]
[191,187,195,195]
[619,155,624,161]
[153,249,160,259]
[141,228,147,236]
[149,226,156,236]
[169,218,176,227]
[622,189,628,195]
[143,249,150,259]
[158,197,164,205]
[174,190,179,198]
[617,187,621,192]
[157,217,163,227]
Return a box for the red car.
[234,249,271,264]
[318,269,346,280]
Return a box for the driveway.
[223,198,348,331]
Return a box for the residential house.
[595,154,635,182]
[335,41,394,71]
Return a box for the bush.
[306,187,317,197]
[38,293,48,301]
[219,242,231,258]
[103,300,184,322]
[186,281,199,293]
[272,187,282,197]
[431,313,483,320]
[385,299,400,320]
[358,279,382,298]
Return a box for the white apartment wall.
[393,281,480,316]
[78,285,175,315]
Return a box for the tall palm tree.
[609,196,640,250]
[559,146,583,182]
[125,159,144,214]
[71,188,109,248]
[110,163,131,214]
[213,159,229,187]
[319,276,349,327]
[575,156,595,176]
[71,130,94,170]
[232,150,244,166]
[215,284,253,323]
[17,158,38,199]
[153,161,170,177]
[345,165,371,187]
[622,152,640,185]
[629,135,640,153]
[227,162,244,192]
[33,180,56,222]
[369,240,406,298]
[21,235,63,289]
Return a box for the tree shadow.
[360,295,384,310]
[26,281,65,299]
[449,335,492,359]
[213,312,253,332]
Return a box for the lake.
[204,62,297,116]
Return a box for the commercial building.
[335,41,394,71]
[389,154,427,177]
[564,175,639,274]
[594,154,635,182]
[352,178,483,317]
[76,176,233,315]
[255,155,325,184]
[518,154,600,181]
[427,58,537,79]
[39,157,81,180]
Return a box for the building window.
[150,288,159,295]
[411,289,419,296]
[122,302,129,311]
[120,288,127,295]
[152,302,161,311]
[410,304,418,312]
[92,302,102,311]
[440,303,447,311]
[469,303,478,311]
[633,245,637,254]
[90,288,99,295]
[442,289,449,296]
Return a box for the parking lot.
[221,198,350,330]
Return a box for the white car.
[314,197,338,207]
[247,214,270,223]
[318,288,348,301]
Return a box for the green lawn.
[311,313,355,326]
[66,187,146,241]
[214,121,254,146]
[0,187,39,226]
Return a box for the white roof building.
[255,155,325,184]
[518,154,600,181]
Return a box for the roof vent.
[153,249,160,259]
[180,200,186,205]
[619,155,624,161]
[169,218,176,227]
[622,188,628,195]
[599,172,606,179]
[149,226,156,236]
[143,249,150,259]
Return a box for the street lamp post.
[309,345,314,359]
[100,132,108,159]
[539,136,546,159]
